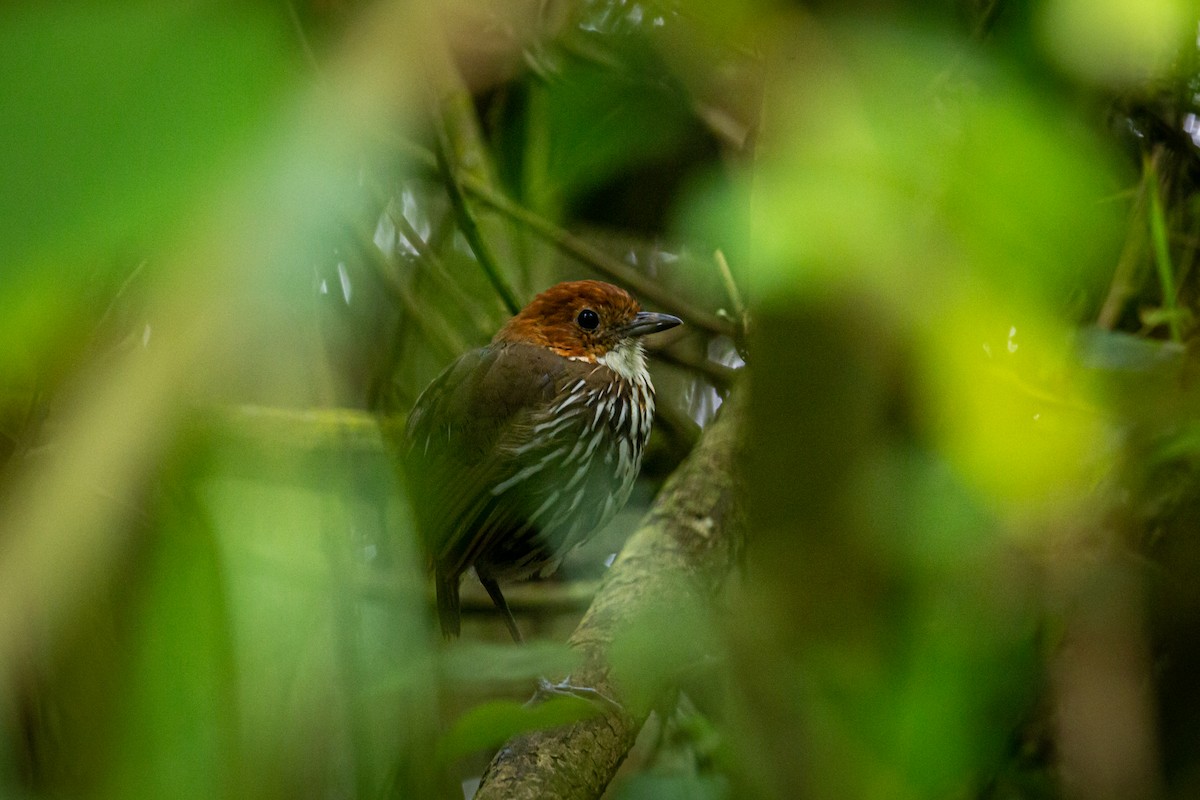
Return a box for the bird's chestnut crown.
[493,280,681,362]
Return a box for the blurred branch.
[473,388,745,800]
[388,136,737,339]
[460,577,598,615]
[206,405,384,452]
[969,0,1005,39]
[652,343,738,391]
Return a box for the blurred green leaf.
[1037,0,1193,86]
[694,23,1125,508]
[609,592,718,716]
[918,306,1112,506]
[0,4,290,269]
[195,423,437,798]
[616,772,730,800]
[1075,326,1186,373]
[100,481,238,800]
[0,4,291,373]
[437,695,598,766]
[692,25,1123,312]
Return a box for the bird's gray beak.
[623,311,683,337]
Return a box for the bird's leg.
[477,574,524,644]
[476,571,623,713]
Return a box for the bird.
[403,280,682,642]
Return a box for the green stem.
[433,127,522,315]
[1146,152,1182,343]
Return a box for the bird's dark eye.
[576,308,600,330]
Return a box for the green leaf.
[437,696,598,765]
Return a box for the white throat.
[597,339,649,385]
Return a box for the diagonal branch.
[432,125,522,316]
[473,388,745,800]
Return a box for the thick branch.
[473,389,745,800]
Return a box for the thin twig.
[713,249,746,321]
[1097,175,1148,330]
[433,127,522,315]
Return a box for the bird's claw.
[528,676,625,716]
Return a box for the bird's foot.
[528,676,625,716]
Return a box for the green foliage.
[540,42,695,203]
[0,5,287,260]
[0,4,292,368]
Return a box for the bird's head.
[493,280,682,382]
